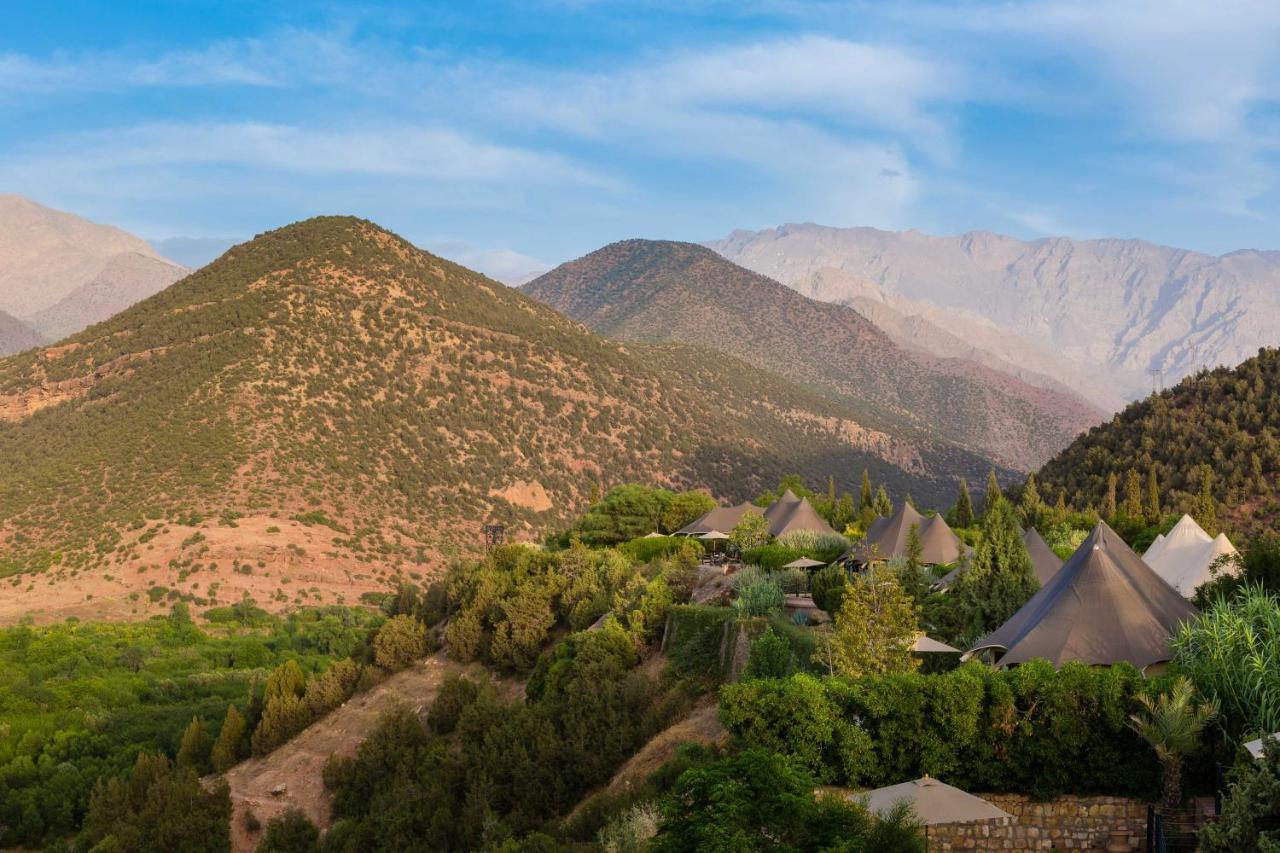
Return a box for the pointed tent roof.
[853,503,960,564]
[968,522,1198,671]
[676,501,760,536]
[763,489,802,525]
[1023,527,1064,586]
[856,777,1012,826]
[768,496,837,538]
[1142,514,1238,597]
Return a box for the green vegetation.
[821,564,919,678]
[720,662,1163,799]
[1201,737,1280,852]
[1038,347,1280,536]
[0,605,376,847]
[1127,676,1218,810]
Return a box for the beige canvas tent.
[966,521,1198,672]
[767,495,837,538]
[849,503,961,565]
[677,490,836,539]
[1142,514,1238,597]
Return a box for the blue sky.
[4,1,1280,279]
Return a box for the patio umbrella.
[912,634,961,654]
[1245,734,1280,760]
[783,557,826,570]
[855,776,1012,849]
[642,531,665,538]
[698,530,730,541]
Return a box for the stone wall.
[927,794,1148,851]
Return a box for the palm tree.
[1128,677,1218,810]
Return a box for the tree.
[83,753,231,853]
[729,512,770,552]
[373,614,429,671]
[176,716,212,773]
[1019,473,1042,526]
[949,499,1038,644]
[834,493,855,532]
[953,478,975,529]
[825,564,920,678]
[1123,468,1143,519]
[256,808,320,853]
[1102,472,1118,520]
[574,484,675,544]
[873,486,892,518]
[744,628,793,679]
[660,491,716,535]
[905,524,923,574]
[211,705,247,773]
[984,468,1003,517]
[1146,467,1162,524]
[810,565,849,619]
[860,469,873,511]
[651,749,923,853]
[1127,677,1217,810]
[1195,464,1218,536]
[827,476,837,507]
[1200,736,1280,852]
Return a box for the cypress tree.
[176,717,211,773]
[1102,472,1118,520]
[827,476,837,507]
[211,705,247,773]
[1124,468,1143,518]
[860,469,873,511]
[954,478,975,528]
[1020,473,1042,526]
[906,523,923,573]
[952,498,1038,643]
[984,468,1003,517]
[873,485,892,518]
[1146,467,1161,524]
[1195,464,1218,535]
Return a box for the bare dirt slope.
[223,653,491,853]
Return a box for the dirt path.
[222,653,475,853]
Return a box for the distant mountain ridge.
[525,239,1101,471]
[0,310,41,357]
[0,216,1004,623]
[0,195,187,337]
[709,223,1280,407]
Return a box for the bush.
[810,565,849,618]
[732,576,785,618]
[744,628,793,679]
[256,808,319,852]
[720,662,1162,799]
[663,606,732,677]
[776,529,850,555]
[741,544,805,571]
[428,674,482,735]
[619,535,703,564]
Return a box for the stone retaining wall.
[927,794,1148,850]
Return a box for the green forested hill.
[524,239,1102,470]
[1037,348,1280,534]
[0,217,1000,604]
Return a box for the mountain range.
[0,196,187,352]
[0,216,1002,622]
[710,223,1280,409]
[524,239,1102,471]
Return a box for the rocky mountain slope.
[1037,347,1280,536]
[0,195,187,336]
[710,223,1280,407]
[0,217,1003,622]
[0,310,42,356]
[525,239,1101,471]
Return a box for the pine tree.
[984,468,1003,517]
[952,498,1038,644]
[1020,473,1042,526]
[906,523,923,573]
[860,469,873,511]
[1102,472,1118,520]
[953,478,975,529]
[1124,468,1143,519]
[873,485,892,518]
[1146,467,1161,524]
[1053,489,1068,526]
[211,705,247,773]
[1195,464,1218,535]
[176,717,211,773]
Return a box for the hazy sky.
[5,1,1280,278]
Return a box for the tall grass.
[776,530,850,554]
[1172,584,1280,738]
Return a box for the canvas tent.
[678,490,837,539]
[966,521,1198,672]
[848,503,961,566]
[1023,527,1064,586]
[1142,514,1238,597]
[676,501,761,537]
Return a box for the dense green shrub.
[1200,736,1280,851]
[619,534,703,564]
[720,662,1162,799]
[663,605,732,677]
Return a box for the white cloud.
[424,240,549,284]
